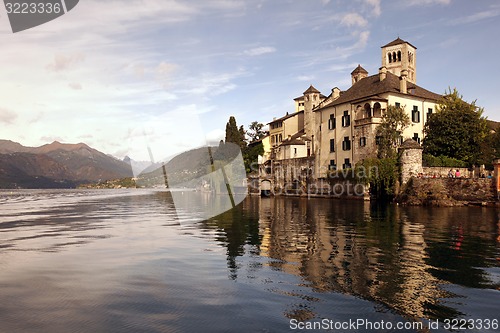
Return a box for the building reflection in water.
[202,196,500,322]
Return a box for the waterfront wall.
[253,157,368,199]
[397,178,496,206]
[422,167,473,178]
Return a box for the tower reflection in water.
[203,196,499,322]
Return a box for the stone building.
[260,38,443,191]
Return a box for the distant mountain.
[0,153,77,189]
[0,140,32,154]
[137,144,242,188]
[137,146,216,187]
[0,140,133,188]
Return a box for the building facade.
[262,38,442,182]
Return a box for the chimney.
[379,66,387,81]
[400,69,408,94]
[331,87,340,99]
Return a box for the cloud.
[406,0,450,6]
[340,13,368,28]
[205,128,225,145]
[178,68,249,96]
[364,0,381,16]
[298,75,315,82]
[157,62,178,75]
[68,82,83,90]
[447,8,500,26]
[46,53,85,72]
[243,46,276,56]
[0,108,17,124]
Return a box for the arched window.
[397,51,401,62]
[364,103,372,118]
[392,52,396,62]
[388,53,392,63]
[355,105,363,120]
[373,102,381,118]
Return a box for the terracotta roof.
[351,64,368,75]
[382,37,417,49]
[399,139,422,149]
[279,130,310,146]
[303,85,320,94]
[293,96,305,101]
[268,110,304,124]
[318,72,441,110]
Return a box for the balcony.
[354,117,382,127]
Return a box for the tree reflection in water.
[201,196,500,322]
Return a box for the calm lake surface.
[0,189,499,333]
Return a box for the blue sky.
[0,0,499,161]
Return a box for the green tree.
[247,121,265,142]
[225,116,243,146]
[376,105,410,159]
[243,142,264,174]
[423,88,488,166]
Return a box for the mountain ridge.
[0,139,133,188]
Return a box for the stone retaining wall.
[397,178,497,206]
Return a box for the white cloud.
[406,0,450,6]
[0,108,17,124]
[68,82,83,90]
[364,0,381,16]
[157,62,178,75]
[448,9,500,26]
[206,128,225,145]
[340,13,368,28]
[298,75,315,82]
[46,53,85,72]
[243,46,276,56]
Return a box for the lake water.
[0,189,499,333]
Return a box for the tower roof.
[400,139,422,150]
[382,37,417,49]
[351,64,368,75]
[303,85,320,94]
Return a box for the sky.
[0,0,499,161]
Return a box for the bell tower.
[381,38,416,84]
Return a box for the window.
[342,110,350,127]
[294,148,297,156]
[342,137,351,151]
[329,160,336,170]
[395,102,401,109]
[329,139,335,152]
[328,114,336,130]
[413,133,420,144]
[375,136,382,145]
[412,106,420,123]
[359,137,367,147]
[343,158,352,169]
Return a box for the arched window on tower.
[364,103,372,118]
[397,51,401,62]
[392,52,396,62]
[388,53,392,63]
[373,102,381,118]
